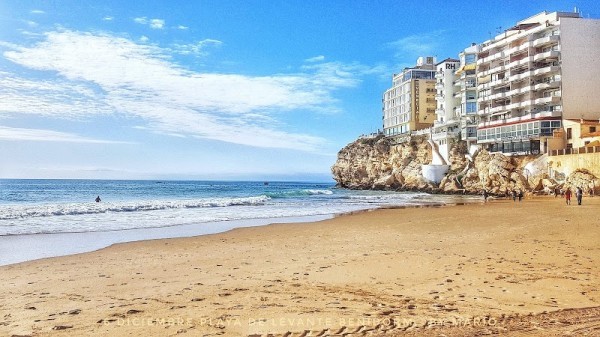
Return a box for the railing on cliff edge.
[551,146,600,156]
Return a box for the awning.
[478,75,491,84]
[455,63,476,75]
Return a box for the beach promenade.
[1,196,599,336]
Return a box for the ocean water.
[0,179,480,265]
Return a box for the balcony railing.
[533,95,561,106]
[532,35,559,48]
[551,146,600,156]
[533,50,559,62]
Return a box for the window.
[465,54,476,65]
[466,102,477,114]
[567,128,572,139]
[590,126,596,133]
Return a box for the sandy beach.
[1,196,599,337]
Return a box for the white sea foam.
[0,195,270,220]
[303,189,333,195]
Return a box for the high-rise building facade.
[382,57,437,139]
[476,11,600,154]
[431,58,460,162]
[456,44,480,146]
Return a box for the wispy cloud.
[171,39,222,56]
[0,30,370,152]
[386,30,446,61]
[305,55,325,63]
[103,16,114,21]
[133,17,164,29]
[30,9,45,14]
[177,25,188,30]
[0,126,131,144]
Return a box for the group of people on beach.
[482,186,591,205]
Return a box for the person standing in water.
[95,196,101,203]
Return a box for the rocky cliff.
[331,135,598,195]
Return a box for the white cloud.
[177,25,188,30]
[0,126,131,144]
[139,35,149,42]
[134,17,164,29]
[31,10,45,14]
[0,30,367,152]
[171,39,222,56]
[0,71,112,117]
[103,16,114,21]
[305,55,325,63]
[133,17,147,24]
[24,20,38,27]
[150,19,164,29]
[387,30,446,60]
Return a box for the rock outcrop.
[331,135,598,195]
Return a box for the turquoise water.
[0,179,476,236]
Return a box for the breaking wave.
[0,195,271,220]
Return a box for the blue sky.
[1,1,598,181]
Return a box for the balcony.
[533,50,559,62]
[507,85,532,97]
[480,64,507,77]
[533,95,561,105]
[532,35,559,47]
[431,128,460,141]
[489,78,510,89]
[508,56,533,70]
[533,80,560,91]
[508,70,533,82]
[507,42,532,56]
[489,105,507,114]
[531,109,562,119]
[506,99,532,110]
[537,65,559,75]
[488,90,509,101]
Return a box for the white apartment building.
[476,11,600,155]
[456,44,480,146]
[431,58,460,162]
[383,57,437,139]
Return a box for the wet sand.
[0,196,599,336]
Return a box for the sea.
[0,179,479,265]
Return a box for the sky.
[1,1,598,181]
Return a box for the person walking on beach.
[518,190,523,202]
[483,189,489,203]
[576,187,583,205]
[512,189,517,202]
[564,188,572,205]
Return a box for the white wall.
[560,17,600,120]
